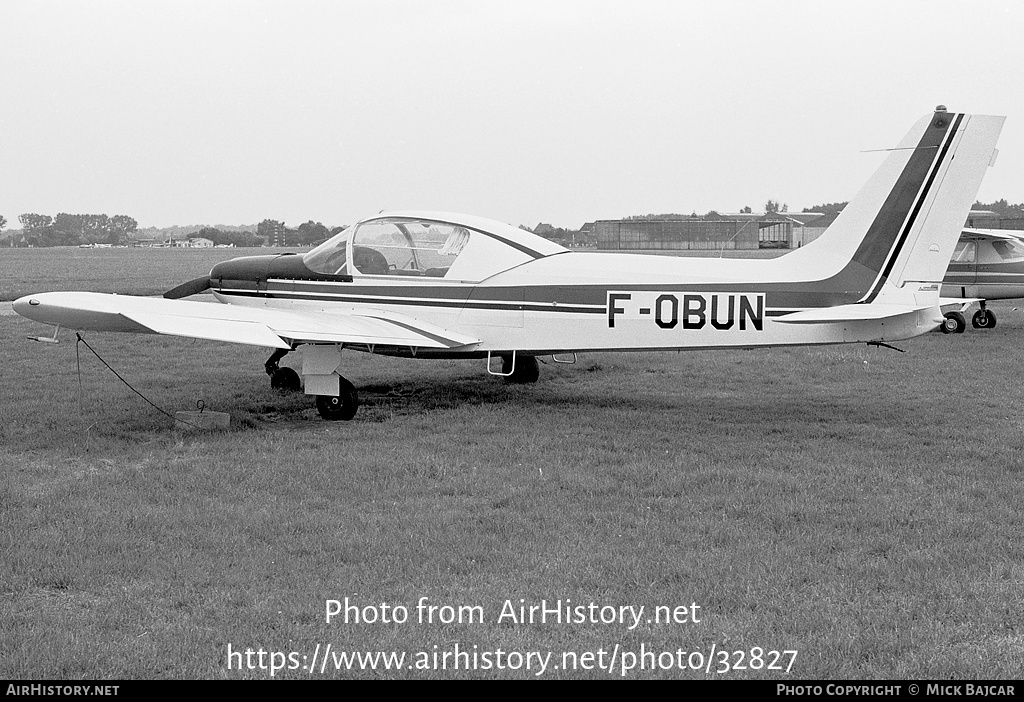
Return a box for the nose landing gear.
[265,348,302,391]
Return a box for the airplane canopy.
[303,211,567,283]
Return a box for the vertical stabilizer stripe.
[860,113,963,302]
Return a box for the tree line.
[973,199,1024,218]
[182,221,343,247]
[256,219,345,246]
[10,213,138,247]
[0,214,346,248]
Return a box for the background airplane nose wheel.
[270,367,301,391]
[315,377,359,420]
[971,309,996,329]
[940,311,966,334]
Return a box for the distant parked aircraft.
[939,228,1024,332]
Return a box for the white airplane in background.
[14,107,1004,420]
[939,228,1024,332]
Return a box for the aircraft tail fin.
[783,108,1004,307]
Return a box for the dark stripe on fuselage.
[216,288,605,314]
[215,282,864,315]
[216,286,825,320]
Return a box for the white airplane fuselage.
[212,250,940,356]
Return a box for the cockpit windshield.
[304,232,350,275]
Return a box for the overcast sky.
[1,0,1022,229]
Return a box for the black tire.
[972,309,997,329]
[941,311,966,334]
[315,377,359,420]
[501,355,540,384]
[270,367,301,392]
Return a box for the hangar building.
[591,209,1024,253]
[592,213,828,251]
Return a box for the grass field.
[0,247,302,301]
[1,248,1022,679]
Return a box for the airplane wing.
[14,292,481,350]
[961,227,1023,242]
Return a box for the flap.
[122,312,291,349]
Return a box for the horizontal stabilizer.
[939,297,982,309]
[774,303,938,325]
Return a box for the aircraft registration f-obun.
[939,228,1024,331]
[14,107,1005,420]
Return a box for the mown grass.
[1,249,1022,679]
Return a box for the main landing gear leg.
[265,348,301,391]
[302,344,360,421]
[972,301,997,329]
[314,377,359,421]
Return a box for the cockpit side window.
[351,221,412,274]
[951,241,976,263]
[348,219,474,277]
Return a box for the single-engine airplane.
[14,107,1004,420]
[938,228,1024,332]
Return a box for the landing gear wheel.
[972,309,997,329]
[270,367,301,391]
[315,377,359,420]
[502,355,540,384]
[941,311,967,334]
